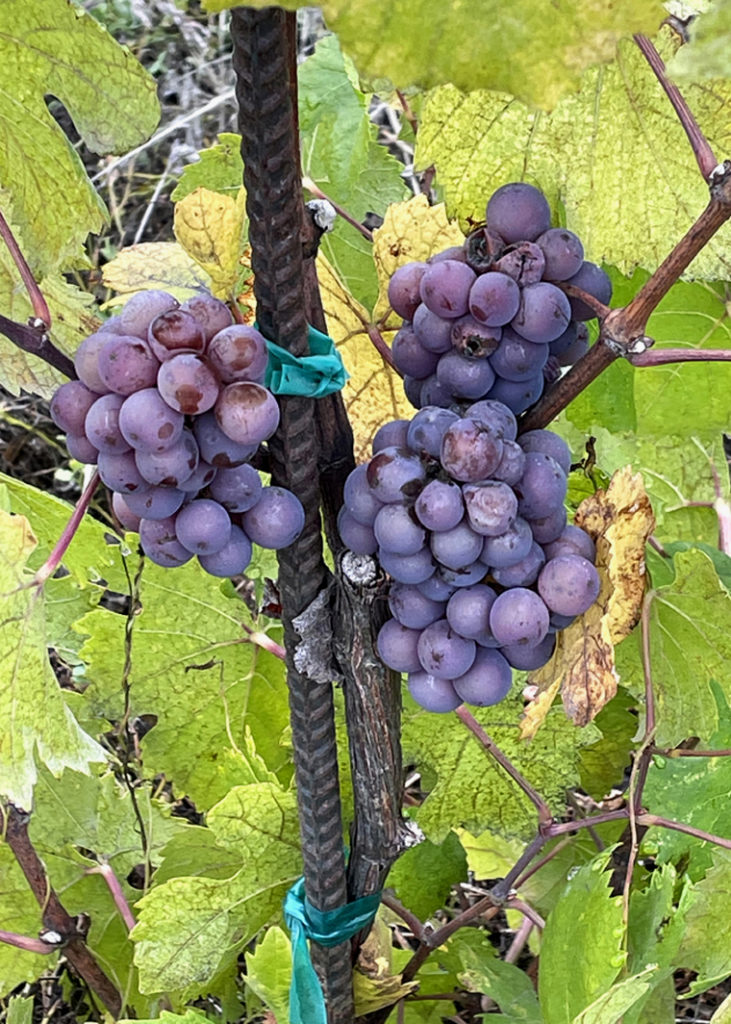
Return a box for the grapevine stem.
[631,348,731,366]
[506,897,545,930]
[545,808,630,836]
[381,891,425,939]
[513,837,573,889]
[241,623,286,660]
[504,917,533,964]
[0,929,61,955]
[0,211,51,325]
[0,312,76,380]
[366,323,397,370]
[651,746,731,758]
[85,863,136,932]
[302,178,374,242]
[637,814,731,849]
[30,472,100,588]
[490,833,547,903]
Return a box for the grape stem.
[85,862,136,932]
[0,312,76,380]
[29,472,100,588]
[0,929,62,954]
[631,348,731,367]
[241,622,286,660]
[651,746,731,758]
[0,210,51,326]
[366,322,397,370]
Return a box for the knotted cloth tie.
[283,877,382,1024]
[264,324,349,398]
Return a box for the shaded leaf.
[102,242,212,304]
[669,0,731,80]
[354,914,418,1014]
[387,829,466,920]
[571,966,660,1024]
[678,849,731,996]
[578,687,636,799]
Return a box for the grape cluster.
[339,401,600,712]
[388,182,612,414]
[50,289,304,577]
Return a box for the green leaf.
[6,997,33,1024]
[615,549,731,747]
[457,829,524,881]
[172,133,244,201]
[415,29,731,280]
[244,926,292,1023]
[678,849,731,996]
[456,937,542,1022]
[668,0,731,80]
[571,966,660,1024]
[387,829,466,920]
[0,0,158,276]
[578,688,636,800]
[119,1012,210,1024]
[0,843,54,995]
[538,850,624,1024]
[102,242,213,305]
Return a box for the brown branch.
[85,863,136,933]
[0,313,76,380]
[637,813,731,850]
[651,746,731,758]
[302,178,374,242]
[366,323,397,371]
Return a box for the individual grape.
[148,309,206,361]
[135,429,199,487]
[495,241,546,286]
[492,439,526,486]
[413,303,453,354]
[515,452,567,519]
[407,406,459,458]
[544,524,596,563]
[391,325,439,379]
[98,335,161,395]
[403,375,425,408]
[175,499,231,555]
[492,540,545,587]
[179,460,217,493]
[139,515,193,568]
[97,450,150,493]
[374,504,426,555]
[465,399,517,441]
[468,272,521,327]
[120,289,178,339]
[549,611,576,632]
[240,486,305,549]
[430,518,484,570]
[548,320,578,358]
[199,524,253,578]
[84,394,130,454]
[343,463,384,526]
[366,447,426,503]
[73,332,113,394]
[518,429,571,475]
[428,246,467,264]
[536,228,584,281]
[193,410,258,467]
[557,324,589,366]
[543,354,562,385]
[50,380,101,435]
[388,583,445,630]
[537,554,600,616]
[489,329,548,383]
[445,584,497,639]
[215,382,280,446]
[511,282,571,344]
[463,481,518,536]
[453,648,513,706]
[489,588,549,647]
[436,350,495,399]
[417,619,476,679]
[527,505,567,545]
[180,293,233,342]
[440,418,503,482]
[487,374,544,415]
[379,546,435,585]
[388,262,428,320]
[66,432,98,464]
[565,261,612,320]
[417,574,457,602]
[502,633,556,670]
[486,182,551,244]
[123,485,186,520]
[437,561,487,588]
[157,353,220,415]
[98,314,125,335]
[414,479,464,532]
[419,375,454,409]
[419,260,476,319]
[376,619,422,673]
[118,388,185,453]
[407,672,462,712]
[464,227,505,273]
[481,517,533,569]
[373,419,410,453]
[206,324,269,383]
[112,492,142,532]
[208,461,263,513]
[450,315,501,359]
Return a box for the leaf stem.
[504,916,534,964]
[241,622,286,660]
[506,896,545,930]
[31,472,100,587]
[637,814,731,850]
[631,348,731,367]
[85,863,136,932]
[0,211,51,325]
[651,746,731,758]
[0,929,62,955]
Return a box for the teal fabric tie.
[264,324,349,398]
[284,877,382,1024]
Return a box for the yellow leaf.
[353,914,417,1015]
[101,241,211,304]
[173,186,247,299]
[521,468,655,737]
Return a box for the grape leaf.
[678,849,731,996]
[6,998,32,1024]
[0,0,158,276]
[386,829,466,920]
[102,242,212,304]
[204,0,663,111]
[578,687,636,799]
[571,967,661,1024]
[415,29,731,280]
[455,937,542,1022]
[244,927,292,1023]
[0,844,52,995]
[669,0,731,80]
[119,1011,210,1024]
[173,187,248,300]
[172,133,243,201]
[457,829,524,881]
[353,915,418,1014]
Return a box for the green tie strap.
[264,324,349,398]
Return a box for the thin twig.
[546,808,629,837]
[513,837,572,889]
[637,814,731,849]
[381,891,425,939]
[241,622,286,660]
[395,90,418,136]
[651,746,731,758]
[302,177,374,242]
[366,323,397,370]
[506,897,545,930]
[30,472,100,587]
[0,313,76,380]
[0,212,51,324]
[631,348,731,366]
[504,917,533,964]
[0,930,62,955]
[85,863,136,933]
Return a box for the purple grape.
[99,314,125,335]
[123,485,186,520]
[74,332,113,394]
[180,293,233,342]
[66,433,98,464]
[527,506,567,544]
[417,574,457,602]
[450,316,501,359]
[206,325,269,384]
[536,228,584,282]
[428,246,467,263]
[120,290,178,340]
[240,487,305,549]
[391,325,439,379]
[373,419,410,453]
[487,374,544,416]
[549,611,576,632]
[417,619,476,679]
[118,388,185,454]
[468,272,521,327]
[148,309,206,362]
[388,583,445,629]
[379,546,435,585]
[179,460,217,493]
[446,584,497,640]
[139,515,193,568]
[193,410,258,467]
[215,382,280,445]
[377,619,422,673]
[388,262,428,320]
[543,354,562,385]
[463,481,518,537]
[518,430,572,475]
[494,242,546,286]
[486,182,551,244]
[50,381,100,434]
[98,450,150,493]
[549,321,578,358]
[135,429,199,487]
[437,561,487,588]
[492,439,526,486]
[414,479,464,532]
[199,524,253,578]
[374,504,426,555]
[413,303,453,354]
[537,554,600,616]
[465,399,517,441]
[489,588,550,647]
[98,335,161,395]
[441,418,503,482]
[436,350,495,399]
[343,463,385,525]
[407,672,462,712]
[511,282,571,344]
[489,329,548,383]
[464,227,506,273]
[565,262,612,320]
[419,375,455,408]
[406,406,459,458]
[431,519,484,570]
[502,633,556,670]
[481,517,533,569]
[175,499,231,555]
[544,525,596,563]
[419,260,476,319]
[515,452,567,519]
[157,353,220,415]
[403,374,425,408]
[557,327,590,366]
[208,462,263,513]
[492,541,545,587]
[366,447,426,503]
[453,648,513,706]
[112,492,142,532]
[337,508,378,555]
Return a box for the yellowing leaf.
[101,242,212,304]
[353,914,417,1015]
[521,468,655,737]
[173,187,247,299]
